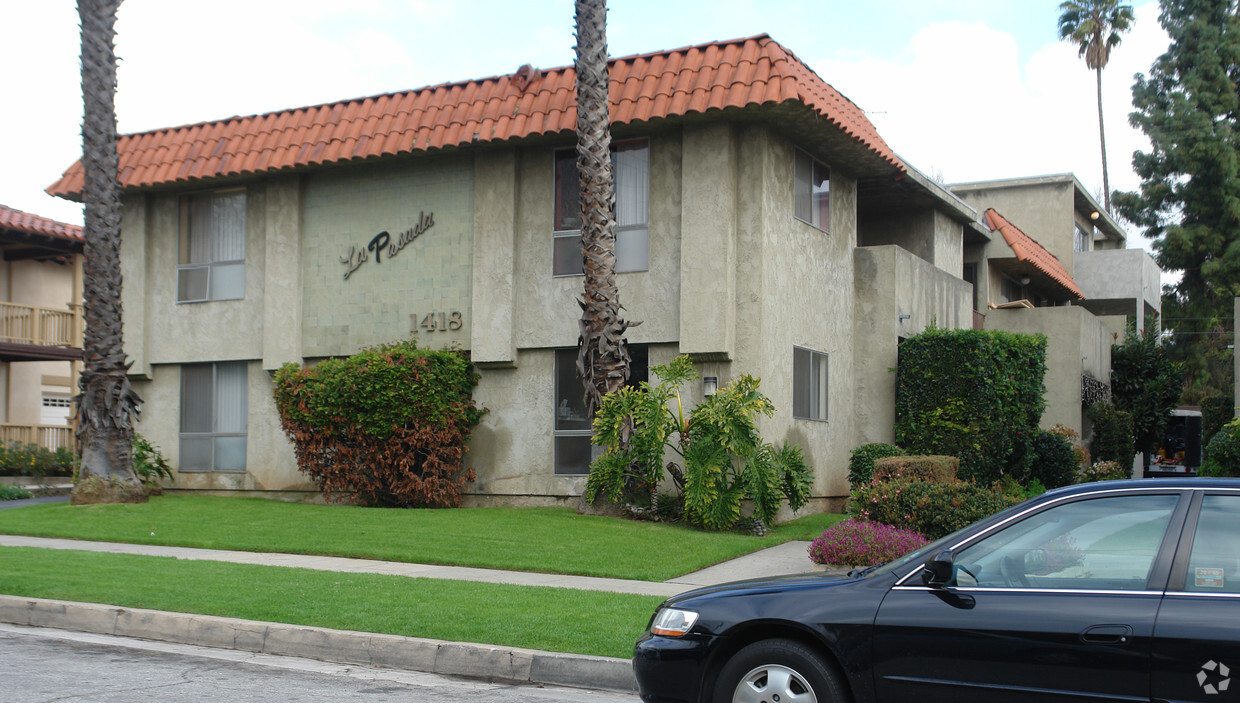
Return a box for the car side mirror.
[921,549,954,588]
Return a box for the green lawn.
[0,495,844,581]
[0,546,661,658]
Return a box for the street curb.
[0,595,637,692]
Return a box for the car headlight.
[650,607,699,637]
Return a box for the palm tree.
[1058,0,1135,213]
[73,0,146,504]
[573,0,637,416]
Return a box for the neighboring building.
[45,35,1156,505]
[0,205,84,451]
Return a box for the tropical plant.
[132,434,175,493]
[586,355,813,531]
[73,0,146,505]
[573,0,637,417]
[1057,0,1135,211]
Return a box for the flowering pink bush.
[808,519,929,566]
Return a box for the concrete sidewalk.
[0,535,845,692]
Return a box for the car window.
[951,494,1179,591]
[1183,495,1240,594]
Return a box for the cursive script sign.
[340,211,435,279]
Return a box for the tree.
[73,0,146,504]
[1113,0,1240,405]
[1058,0,1136,212]
[1110,316,1184,467]
[573,0,638,417]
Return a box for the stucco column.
[262,176,303,370]
[679,123,737,359]
[119,194,150,379]
[470,150,518,365]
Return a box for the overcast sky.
[4,0,1168,244]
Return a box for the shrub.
[1202,418,1240,477]
[1200,395,1234,446]
[0,484,32,501]
[872,455,958,483]
[1078,460,1130,483]
[588,356,812,531]
[0,442,76,478]
[273,340,486,508]
[895,326,1047,484]
[847,443,904,488]
[1025,430,1077,489]
[995,476,1046,502]
[1049,424,1090,470]
[850,478,1020,539]
[132,434,175,494]
[1087,403,1135,468]
[808,519,928,566]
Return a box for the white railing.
[0,302,79,348]
[0,424,75,452]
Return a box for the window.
[552,140,649,276]
[793,346,828,421]
[180,362,248,472]
[553,345,648,474]
[1182,495,1240,593]
[1075,223,1092,253]
[178,189,246,302]
[1000,275,1024,304]
[794,149,830,231]
[951,494,1179,591]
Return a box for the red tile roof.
[984,209,1084,299]
[0,204,83,243]
[47,34,902,199]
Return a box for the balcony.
[0,423,74,452]
[0,301,83,362]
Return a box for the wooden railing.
[0,302,79,348]
[0,424,75,452]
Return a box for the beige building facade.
[49,37,1158,504]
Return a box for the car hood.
[665,571,856,606]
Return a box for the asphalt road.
[0,624,638,703]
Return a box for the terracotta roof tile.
[0,204,83,243]
[47,34,902,199]
[984,209,1085,299]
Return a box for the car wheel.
[714,638,846,703]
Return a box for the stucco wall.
[954,180,1075,265]
[301,157,474,357]
[985,305,1111,434]
[853,245,973,446]
[2,257,77,426]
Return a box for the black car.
[633,478,1240,703]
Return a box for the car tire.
[714,638,846,703]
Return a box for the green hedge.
[1087,402,1135,468]
[273,340,485,508]
[1202,418,1240,477]
[850,479,1020,539]
[872,455,958,483]
[895,326,1047,483]
[847,443,905,488]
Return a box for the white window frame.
[794,149,830,232]
[1075,223,1092,253]
[552,139,650,277]
[179,361,248,472]
[177,188,247,303]
[793,346,828,421]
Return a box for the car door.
[873,490,1188,703]
[1152,489,1240,703]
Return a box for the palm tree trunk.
[1096,65,1111,213]
[74,0,145,504]
[573,0,636,416]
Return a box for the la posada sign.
[340,210,435,280]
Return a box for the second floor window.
[553,140,649,276]
[794,149,830,231]
[178,189,246,302]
